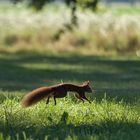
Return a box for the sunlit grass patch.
[0,92,139,140]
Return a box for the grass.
[0,94,139,140]
[105,6,140,15]
[0,53,140,140]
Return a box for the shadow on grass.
[0,112,140,140]
[0,53,140,103]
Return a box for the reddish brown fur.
[20,81,92,108]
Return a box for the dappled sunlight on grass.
[0,94,139,140]
[0,52,139,140]
[0,53,140,104]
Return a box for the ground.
[0,53,139,140]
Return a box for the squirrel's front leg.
[75,94,84,103]
[78,92,91,103]
[81,94,91,103]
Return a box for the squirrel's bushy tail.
[20,87,52,108]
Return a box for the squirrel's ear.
[83,81,89,85]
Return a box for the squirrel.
[20,81,92,108]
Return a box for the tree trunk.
[71,0,78,26]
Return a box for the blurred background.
[0,0,140,55]
[0,0,140,100]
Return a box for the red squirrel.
[21,81,92,107]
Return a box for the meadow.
[0,53,140,140]
[0,3,140,140]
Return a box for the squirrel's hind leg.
[53,97,57,105]
[46,97,50,104]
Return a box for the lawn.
[0,53,140,140]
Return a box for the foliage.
[10,0,99,11]
[77,0,99,11]
[28,0,53,10]
[0,5,140,56]
[10,0,99,27]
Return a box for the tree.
[78,0,99,11]
[10,0,99,39]
[10,0,99,25]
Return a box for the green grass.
[0,53,140,140]
[0,94,139,140]
[106,6,140,15]
[0,3,140,15]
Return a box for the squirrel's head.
[82,81,93,93]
